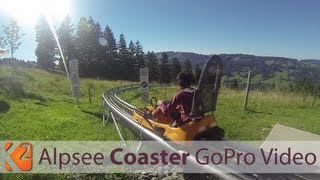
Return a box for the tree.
[74,17,102,76]
[145,51,159,82]
[135,41,144,67]
[159,52,171,83]
[104,25,117,52]
[103,25,118,78]
[74,17,90,75]
[85,18,104,77]
[135,40,145,79]
[183,59,193,73]
[57,15,74,71]
[128,40,136,56]
[2,18,24,59]
[126,40,137,80]
[170,57,181,82]
[117,34,129,79]
[90,21,105,77]
[35,15,57,70]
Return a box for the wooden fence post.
[243,70,251,110]
[88,88,92,104]
[312,86,317,107]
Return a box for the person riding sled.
[152,71,194,124]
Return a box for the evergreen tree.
[103,25,118,78]
[145,51,159,82]
[126,40,137,80]
[135,40,145,80]
[193,64,202,84]
[104,25,117,52]
[183,59,193,73]
[128,40,136,56]
[35,15,57,70]
[117,34,128,79]
[135,41,144,68]
[170,57,181,82]
[57,15,74,71]
[91,21,106,77]
[159,52,171,83]
[2,18,24,59]
[74,17,102,76]
[74,17,91,75]
[87,18,104,77]
[118,34,127,57]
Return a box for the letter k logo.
[4,142,33,171]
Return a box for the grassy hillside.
[156,52,320,89]
[0,66,134,141]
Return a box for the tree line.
[33,15,202,83]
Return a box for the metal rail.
[102,85,318,180]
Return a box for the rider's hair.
[176,71,193,88]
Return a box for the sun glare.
[1,0,70,26]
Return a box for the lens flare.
[0,0,70,26]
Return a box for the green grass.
[217,89,320,140]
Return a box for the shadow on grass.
[26,92,46,102]
[245,108,273,115]
[34,101,47,106]
[82,110,103,119]
[0,77,46,102]
[0,100,10,113]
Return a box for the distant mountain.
[155,51,208,65]
[300,59,320,65]
[155,51,320,89]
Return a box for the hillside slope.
[156,52,320,88]
[0,66,133,140]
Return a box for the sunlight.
[1,0,70,26]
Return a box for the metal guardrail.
[101,85,318,180]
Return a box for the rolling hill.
[156,52,320,88]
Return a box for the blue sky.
[0,0,319,61]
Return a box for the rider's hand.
[157,100,164,106]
